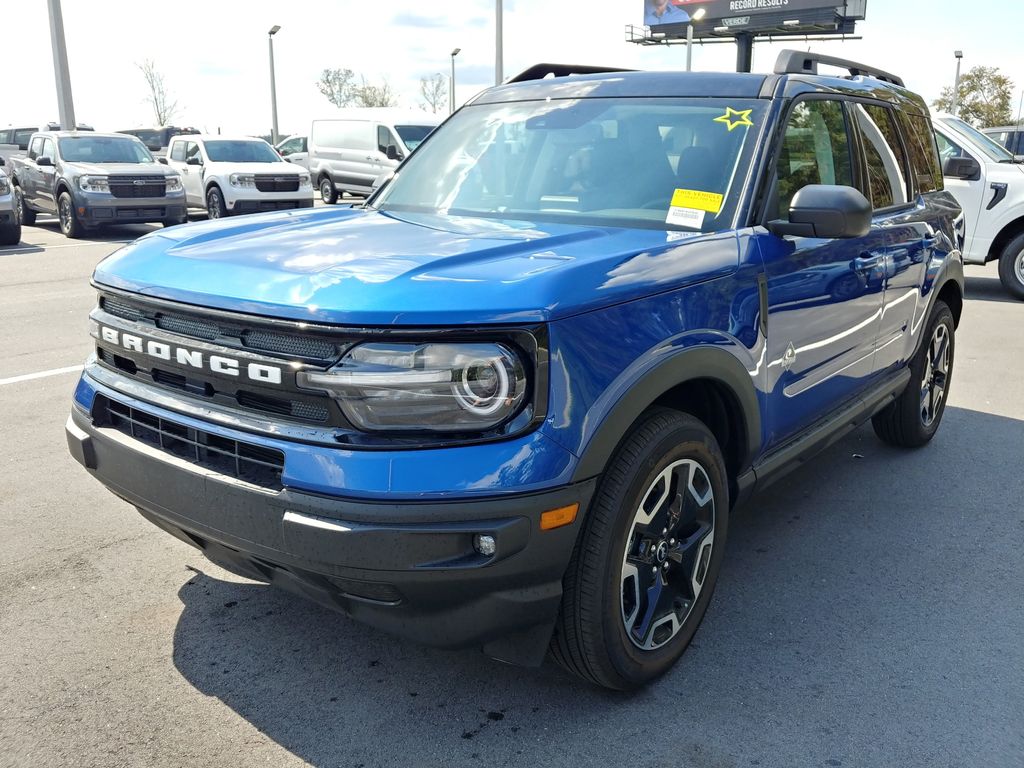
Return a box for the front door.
[934,127,986,259]
[759,98,887,449]
[36,137,59,213]
[181,141,206,206]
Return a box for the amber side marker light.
[540,503,579,531]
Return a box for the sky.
[4,0,1023,137]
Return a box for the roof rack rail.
[774,50,904,88]
[506,63,635,84]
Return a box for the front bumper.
[75,190,186,225]
[66,400,595,665]
[229,197,314,214]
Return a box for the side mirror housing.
[768,184,872,239]
[185,156,202,167]
[385,145,403,161]
[36,156,54,167]
[0,156,5,167]
[942,155,981,181]
[157,157,168,165]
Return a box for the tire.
[162,215,187,228]
[14,185,36,226]
[206,186,227,219]
[997,232,1024,300]
[0,221,20,245]
[319,176,338,205]
[551,408,730,690]
[872,300,955,448]
[57,191,84,238]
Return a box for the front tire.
[206,186,227,219]
[0,220,20,245]
[15,185,36,226]
[58,191,84,238]
[551,409,729,690]
[319,176,338,204]
[997,232,1024,300]
[872,300,955,448]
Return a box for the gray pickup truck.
[0,158,21,245]
[9,131,186,238]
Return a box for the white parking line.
[0,365,84,386]
[1,240,134,253]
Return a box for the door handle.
[853,254,882,271]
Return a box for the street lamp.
[686,8,706,72]
[268,25,281,144]
[450,48,461,114]
[495,0,504,85]
[951,50,964,118]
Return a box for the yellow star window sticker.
[714,108,754,131]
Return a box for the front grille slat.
[109,176,167,199]
[97,396,284,489]
[254,175,300,193]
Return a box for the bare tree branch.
[316,68,357,108]
[137,60,178,126]
[419,73,447,114]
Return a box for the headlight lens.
[0,176,9,195]
[298,173,311,188]
[79,175,109,193]
[165,175,183,192]
[297,342,528,432]
[229,173,256,188]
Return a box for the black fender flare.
[570,345,762,483]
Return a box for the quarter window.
[852,104,909,209]
[775,99,854,217]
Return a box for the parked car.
[0,159,21,245]
[165,134,313,218]
[275,134,308,169]
[8,131,185,238]
[0,121,93,168]
[116,126,200,158]
[308,109,440,203]
[934,114,1024,298]
[982,125,1024,155]
[68,52,963,690]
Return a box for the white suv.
[934,114,1024,299]
[165,135,313,219]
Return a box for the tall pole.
[951,51,963,118]
[686,24,694,72]
[269,26,281,144]
[495,0,504,85]
[450,48,461,114]
[46,0,76,129]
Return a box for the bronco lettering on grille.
[99,326,283,385]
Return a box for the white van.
[933,114,1024,299]
[308,109,441,203]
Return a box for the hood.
[205,161,305,175]
[94,208,739,326]
[67,161,175,177]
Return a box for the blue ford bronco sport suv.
[67,51,964,690]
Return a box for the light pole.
[686,8,706,72]
[495,0,503,85]
[450,48,461,114]
[268,25,281,144]
[47,0,76,129]
[951,50,963,118]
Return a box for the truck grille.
[255,175,300,193]
[94,395,285,489]
[109,176,167,198]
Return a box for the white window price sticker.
[666,206,705,230]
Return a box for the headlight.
[165,176,183,192]
[0,176,9,195]
[297,342,528,432]
[79,175,109,193]
[298,173,311,188]
[229,173,256,188]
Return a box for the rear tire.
[997,232,1024,300]
[58,191,84,238]
[551,408,729,690]
[0,221,20,245]
[15,185,36,226]
[319,176,338,204]
[872,300,955,448]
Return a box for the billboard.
[644,1,859,29]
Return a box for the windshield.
[395,124,435,151]
[123,129,168,150]
[942,117,1015,162]
[58,136,154,164]
[204,140,280,163]
[374,98,766,231]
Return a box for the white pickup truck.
[934,114,1024,299]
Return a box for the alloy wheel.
[59,197,72,234]
[920,323,950,427]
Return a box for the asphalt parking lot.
[1,219,1021,768]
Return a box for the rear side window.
[312,120,372,151]
[851,103,909,209]
[896,112,943,193]
[14,129,36,150]
[169,141,186,162]
[775,99,854,217]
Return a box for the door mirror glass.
[768,184,872,239]
[942,156,981,181]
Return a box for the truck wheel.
[14,186,36,226]
[206,186,227,219]
[872,300,955,448]
[997,232,1024,300]
[162,215,187,228]
[320,176,338,204]
[0,220,20,245]
[58,191,84,238]
[551,408,729,690]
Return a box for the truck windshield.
[374,97,766,232]
[395,125,435,151]
[943,117,1015,162]
[204,140,280,163]
[58,136,154,163]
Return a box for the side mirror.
[768,184,872,239]
[157,157,168,165]
[186,156,202,167]
[0,156,5,167]
[36,156,54,167]
[942,156,981,180]
[385,145,403,161]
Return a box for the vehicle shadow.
[0,242,45,255]
[169,405,1024,768]
[965,274,1018,303]
[26,220,161,240]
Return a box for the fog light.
[473,534,496,556]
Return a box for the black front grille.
[109,176,167,198]
[95,396,285,489]
[255,175,300,193]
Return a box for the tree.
[933,66,1015,128]
[316,68,357,108]
[354,78,397,108]
[138,60,178,126]
[419,73,447,113]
